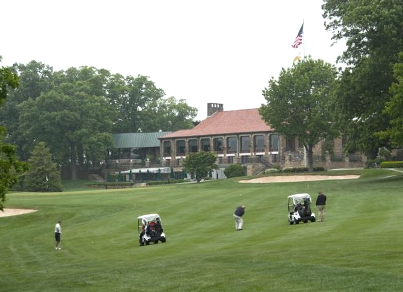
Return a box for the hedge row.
[86,182,134,189]
[282,167,325,173]
[379,161,403,168]
[146,179,186,186]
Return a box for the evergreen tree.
[24,142,62,192]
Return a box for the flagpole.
[302,19,305,59]
[292,21,304,64]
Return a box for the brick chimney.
[207,103,224,117]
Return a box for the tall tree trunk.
[306,145,314,172]
[70,145,77,181]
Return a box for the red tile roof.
[160,108,272,139]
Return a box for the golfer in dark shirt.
[233,205,245,230]
[316,192,327,222]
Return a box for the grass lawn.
[1,169,402,292]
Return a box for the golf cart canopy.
[288,193,312,205]
[138,214,161,225]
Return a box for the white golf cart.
[138,214,166,246]
[287,193,316,225]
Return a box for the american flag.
[291,23,304,48]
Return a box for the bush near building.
[380,161,403,168]
[224,164,246,178]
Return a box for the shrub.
[282,167,325,173]
[224,164,246,178]
[146,179,186,186]
[86,182,134,189]
[283,167,308,173]
[365,158,384,168]
[379,161,403,168]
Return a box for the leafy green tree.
[224,164,246,178]
[18,66,116,180]
[0,61,55,160]
[107,74,197,133]
[323,0,403,156]
[109,74,165,133]
[377,52,403,146]
[24,142,62,192]
[0,57,29,210]
[141,96,198,132]
[183,151,218,182]
[260,57,338,172]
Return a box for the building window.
[227,156,234,164]
[270,134,279,152]
[201,138,210,151]
[176,140,185,155]
[241,155,250,163]
[254,135,265,152]
[240,136,251,153]
[213,137,223,153]
[286,137,296,152]
[188,139,198,153]
[227,137,237,154]
[163,141,171,156]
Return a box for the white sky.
[1,0,345,120]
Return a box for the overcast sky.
[1,0,345,120]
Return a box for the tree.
[323,0,403,156]
[24,142,62,192]
[107,74,197,133]
[260,57,338,172]
[0,57,28,210]
[141,96,198,132]
[377,52,403,146]
[18,66,116,180]
[183,151,218,182]
[0,61,55,160]
[109,74,165,133]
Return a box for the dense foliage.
[183,151,218,182]
[0,56,29,209]
[224,164,246,178]
[323,0,403,157]
[260,57,338,172]
[0,61,197,180]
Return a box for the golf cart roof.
[288,193,312,200]
[138,214,161,222]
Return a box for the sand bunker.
[239,175,360,183]
[0,208,37,217]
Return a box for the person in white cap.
[54,220,62,250]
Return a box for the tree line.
[0,61,198,180]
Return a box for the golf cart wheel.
[311,217,316,222]
[294,219,299,225]
[161,238,166,243]
[145,241,150,246]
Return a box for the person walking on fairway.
[233,205,246,231]
[316,192,327,222]
[55,220,62,250]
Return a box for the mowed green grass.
[1,169,402,292]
